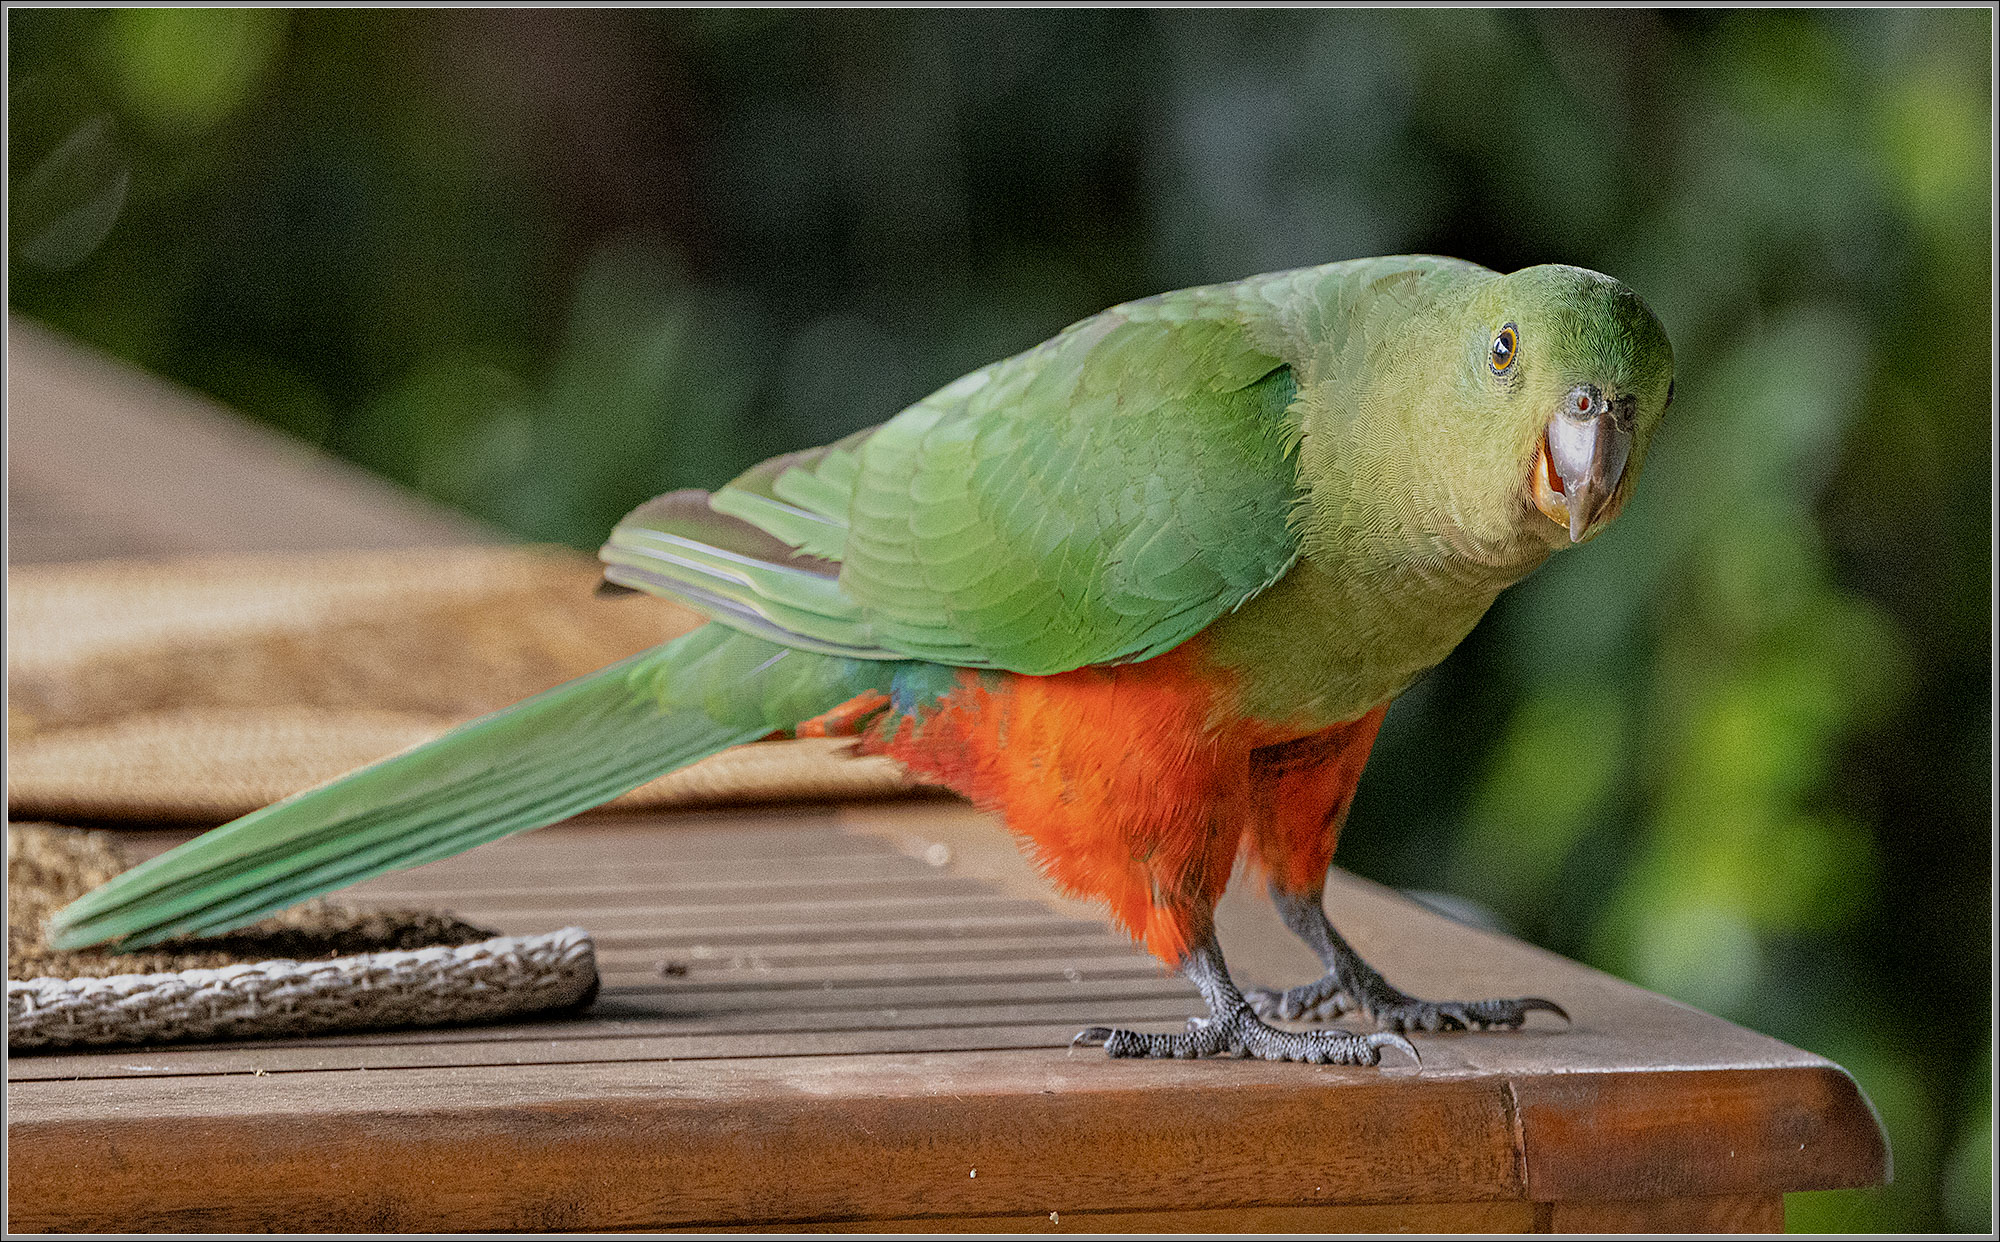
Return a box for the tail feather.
[50,624,901,950]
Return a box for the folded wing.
[602,282,1308,675]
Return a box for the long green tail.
[49,624,902,950]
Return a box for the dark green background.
[9,9,1990,1231]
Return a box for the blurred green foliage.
[8,9,1990,1231]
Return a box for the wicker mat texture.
[7,545,920,822]
[8,822,598,1050]
[5,546,920,1049]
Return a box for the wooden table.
[5,319,1889,1232]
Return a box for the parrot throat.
[1202,502,1550,732]
[1216,368,1556,731]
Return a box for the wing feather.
[600,267,1362,673]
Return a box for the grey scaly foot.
[1244,888,1570,1033]
[1070,935,1420,1067]
[1243,972,1357,1022]
[1073,1011,1416,1065]
[1245,977,1567,1032]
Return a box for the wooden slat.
[585,972,1192,1009]
[592,945,1158,981]
[606,930,1140,969]
[532,911,1126,944]
[14,1018,1201,1081]
[687,1201,1545,1233]
[4,1052,1521,1232]
[1547,1191,1785,1233]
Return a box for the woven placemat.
[7,546,921,821]
[9,928,597,1051]
[8,823,598,1051]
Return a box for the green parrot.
[51,255,1674,1065]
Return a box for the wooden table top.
[8,801,1887,1232]
[4,319,1889,1232]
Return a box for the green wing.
[603,277,1311,674]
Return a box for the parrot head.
[1465,263,1675,548]
[1298,260,1674,568]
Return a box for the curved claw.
[1367,1031,1421,1068]
[1517,997,1570,1027]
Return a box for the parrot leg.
[1243,889,1569,1032]
[1073,935,1418,1065]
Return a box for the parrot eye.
[1490,325,1518,375]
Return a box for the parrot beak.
[1532,386,1633,543]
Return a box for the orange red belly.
[799,638,1387,965]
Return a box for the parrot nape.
[51,256,1674,1066]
